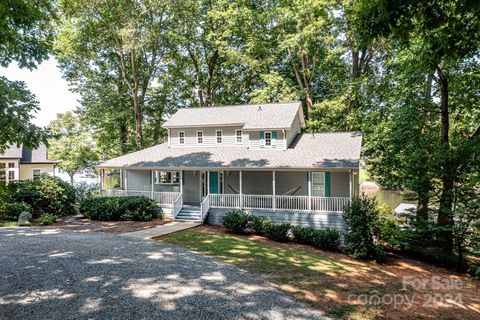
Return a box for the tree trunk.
[69,172,75,185]
[436,65,455,253]
[118,124,128,154]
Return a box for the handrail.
[172,193,183,218]
[200,194,210,222]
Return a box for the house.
[0,144,56,185]
[97,102,362,230]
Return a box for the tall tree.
[0,0,55,151]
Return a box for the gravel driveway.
[0,228,325,320]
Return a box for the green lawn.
[160,228,379,319]
[0,221,20,227]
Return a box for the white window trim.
[197,130,203,144]
[235,129,243,144]
[312,172,326,197]
[33,168,41,180]
[178,131,185,144]
[264,131,272,147]
[216,130,223,144]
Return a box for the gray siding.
[275,171,307,196]
[248,130,285,150]
[330,171,349,197]
[207,208,346,231]
[224,170,240,194]
[242,171,273,194]
[286,113,302,147]
[169,126,248,147]
[184,170,200,203]
[126,170,150,191]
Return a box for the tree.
[48,112,98,185]
[0,0,55,151]
[354,0,480,252]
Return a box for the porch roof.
[98,132,362,170]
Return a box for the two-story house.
[0,144,56,185]
[97,102,362,230]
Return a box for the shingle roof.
[0,145,23,158]
[97,132,362,170]
[0,144,56,163]
[163,101,305,130]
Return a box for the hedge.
[80,196,160,221]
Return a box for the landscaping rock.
[18,212,33,224]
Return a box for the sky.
[0,57,79,127]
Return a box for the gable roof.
[97,132,362,170]
[163,101,305,130]
[0,144,56,164]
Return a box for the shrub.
[1,175,76,217]
[221,210,251,233]
[250,216,272,236]
[291,225,318,245]
[35,213,57,225]
[342,195,382,260]
[0,202,32,221]
[291,225,341,251]
[314,229,341,251]
[264,223,291,242]
[74,181,99,202]
[80,196,158,221]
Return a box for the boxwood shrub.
[80,196,159,221]
[291,225,341,251]
[221,210,251,233]
[250,216,272,236]
[264,223,291,242]
[0,202,32,221]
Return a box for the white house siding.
[248,130,285,150]
[19,164,55,180]
[169,126,248,147]
[286,112,302,147]
[207,208,346,231]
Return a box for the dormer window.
[178,131,185,144]
[265,131,272,146]
[197,130,203,144]
[236,129,242,144]
[216,130,223,144]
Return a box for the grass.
[160,227,479,320]
[0,221,20,227]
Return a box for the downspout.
[282,129,287,150]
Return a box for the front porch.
[100,169,358,223]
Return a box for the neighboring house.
[0,144,56,185]
[97,102,362,230]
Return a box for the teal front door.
[209,171,219,194]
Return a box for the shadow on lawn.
[160,228,480,320]
[0,227,324,320]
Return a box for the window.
[33,169,41,181]
[216,130,223,144]
[197,130,203,144]
[235,130,242,144]
[8,162,15,168]
[8,171,15,180]
[312,172,325,197]
[265,131,272,146]
[178,131,185,144]
[155,171,180,184]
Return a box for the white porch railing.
[100,189,180,205]
[200,195,210,221]
[172,193,183,218]
[208,193,350,213]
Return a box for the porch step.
[175,206,202,222]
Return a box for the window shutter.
[325,172,331,197]
[260,131,265,145]
[272,131,277,140]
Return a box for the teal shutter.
[325,172,331,197]
[260,131,265,146]
[272,131,277,139]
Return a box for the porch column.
[99,169,103,192]
[308,171,312,211]
[272,171,276,210]
[5,169,8,186]
[349,170,352,199]
[239,170,243,209]
[179,170,183,194]
[124,170,128,196]
[151,170,154,198]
